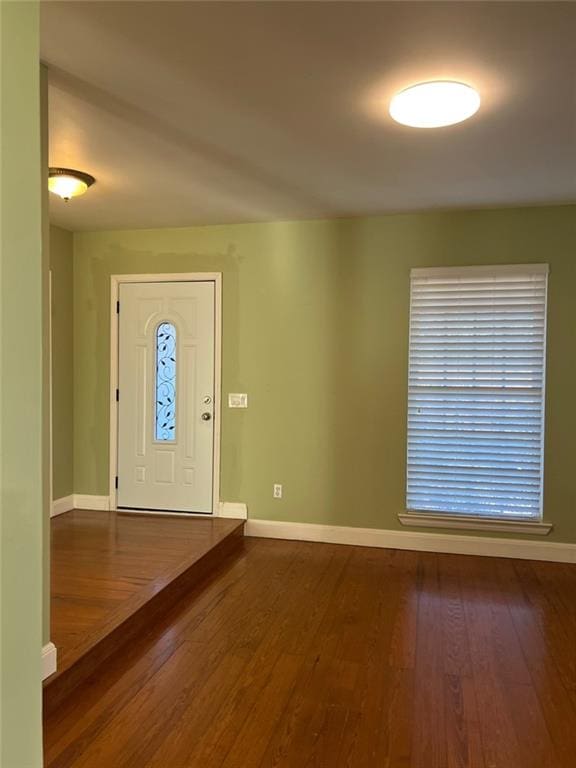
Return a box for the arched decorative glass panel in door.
[155,322,177,441]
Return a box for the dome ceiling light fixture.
[389,81,481,128]
[48,167,96,201]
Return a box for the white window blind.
[407,264,548,520]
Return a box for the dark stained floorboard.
[49,510,245,680]
[44,538,576,767]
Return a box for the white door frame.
[109,273,222,515]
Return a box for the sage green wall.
[41,65,52,650]
[50,225,74,501]
[73,205,576,543]
[0,1,43,765]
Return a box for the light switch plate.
[228,393,248,408]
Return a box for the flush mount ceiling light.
[389,81,480,128]
[48,168,95,201]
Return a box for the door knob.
[201,412,212,421]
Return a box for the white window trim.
[406,263,549,528]
[398,511,553,535]
[411,263,549,278]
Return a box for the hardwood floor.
[44,538,576,767]
[48,510,244,685]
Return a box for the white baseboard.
[73,494,110,511]
[245,519,576,564]
[218,502,248,520]
[42,642,57,680]
[51,494,74,517]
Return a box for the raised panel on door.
[117,281,215,513]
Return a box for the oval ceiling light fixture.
[48,168,96,201]
[389,81,480,128]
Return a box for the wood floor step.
[44,511,245,715]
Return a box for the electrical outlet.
[273,484,283,499]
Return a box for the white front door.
[117,280,215,513]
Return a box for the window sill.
[398,512,553,536]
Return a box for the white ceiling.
[42,1,576,232]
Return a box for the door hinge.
[116,300,120,314]
[116,388,119,402]
[115,476,119,490]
